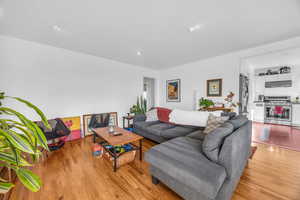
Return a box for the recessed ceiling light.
[53,25,62,32]
[189,24,204,32]
[137,51,142,56]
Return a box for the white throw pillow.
[145,109,159,122]
[169,109,222,127]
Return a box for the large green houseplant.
[130,95,147,115]
[0,91,49,193]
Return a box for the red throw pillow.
[156,107,172,123]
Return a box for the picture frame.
[167,79,181,102]
[83,112,118,136]
[207,79,222,97]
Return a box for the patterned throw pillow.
[203,114,229,134]
[146,109,159,122]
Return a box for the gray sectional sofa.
[133,114,201,143]
[133,114,252,200]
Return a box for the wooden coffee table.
[92,127,144,172]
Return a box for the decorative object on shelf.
[280,66,291,74]
[199,97,215,109]
[257,66,291,76]
[167,79,181,102]
[61,116,81,141]
[130,95,147,114]
[0,91,49,193]
[224,92,239,109]
[83,112,118,136]
[207,79,222,97]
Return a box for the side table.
[122,115,134,129]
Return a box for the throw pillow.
[203,114,229,134]
[156,107,172,123]
[145,109,159,122]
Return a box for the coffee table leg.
[139,139,143,161]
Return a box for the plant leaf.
[0,108,49,151]
[7,97,50,129]
[0,152,31,167]
[0,129,34,154]
[12,125,36,144]
[16,168,41,192]
[0,182,14,194]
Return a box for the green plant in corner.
[130,95,147,115]
[199,97,215,108]
[0,91,49,193]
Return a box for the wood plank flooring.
[9,137,300,200]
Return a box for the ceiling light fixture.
[189,24,203,32]
[137,51,142,56]
[52,25,62,32]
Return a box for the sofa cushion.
[161,126,197,139]
[146,123,175,136]
[202,122,234,162]
[145,137,227,199]
[146,109,159,122]
[134,121,160,130]
[187,130,206,141]
[156,107,172,123]
[228,115,248,130]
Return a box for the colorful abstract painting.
[61,116,82,141]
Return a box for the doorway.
[143,77,156,110]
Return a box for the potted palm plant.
[0,91,49,193]
[130,95,147,115]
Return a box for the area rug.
[252,122,300,152]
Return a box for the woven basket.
[104,150,136,169]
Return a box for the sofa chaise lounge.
[134,110,252,200]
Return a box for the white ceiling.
[1,0,300,69]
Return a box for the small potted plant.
[199,98,214,109]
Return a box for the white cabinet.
[254,76,265,97]
[253,103,265,122]
[292,104,300,126]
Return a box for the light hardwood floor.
[10,137,300,200]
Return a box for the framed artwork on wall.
[83,112,118,136]
[207,79,222,97]
[167,79,181,102]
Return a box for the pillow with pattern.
[145,109,159,122]
[203,114,229,134]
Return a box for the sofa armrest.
[133,114,146,123]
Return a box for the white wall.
[159,36,300,111]
[0,35,159,125]
[160,54,240,110]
